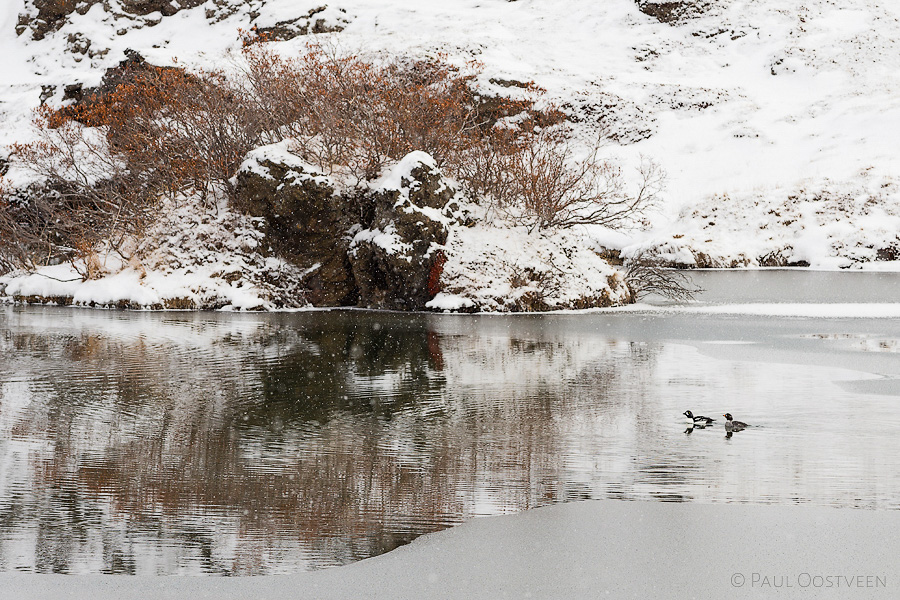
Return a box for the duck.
[723,413,748,431]
[684,410,716,425]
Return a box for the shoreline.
[2,499,897,599]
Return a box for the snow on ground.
[625,173,900,268]
[4,0,900,305]
[0,195,311,310]
[434,210,632,312]
[1,499,897,599]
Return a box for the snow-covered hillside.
[5,0,898,191]
[2,0,899,309]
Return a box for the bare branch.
[624,250,701,302]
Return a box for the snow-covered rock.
[636,0,714,24]
[350,152,459,311]
[434,216,633,312]
[234,141,356,306]
[232,147,631,312]
[15,0,350,43]
[625,175,900,269]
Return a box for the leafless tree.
[624,250,700,301]
[501,131,664,232]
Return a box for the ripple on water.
[0,304,899,574]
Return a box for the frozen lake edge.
[3,499,897,599]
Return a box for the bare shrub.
[0,173,112,277]
[56,65,263,201]
[624,250,700,301]
[4,63,264,274]
[240,44,484,179]
[0,176,26,273]
[455,128,663,232]
[506,134,663,231]
[5,117,146,273]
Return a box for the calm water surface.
[1,272,899,574]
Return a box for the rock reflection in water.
[0,309,662,575]
[4,306,899,575]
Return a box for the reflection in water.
[1,305,900,574]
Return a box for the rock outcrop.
[253,6,350,41]
[17,1,349,45]
[349,152,458,311]
[54,50,183,113]
[234,146,466,310]
[432,220,634,313]
[18,0,205,40]
[232,144,631,312]
[234,143,358,306]
[636,1,712,24]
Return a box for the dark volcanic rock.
[562,94,656,144]
[119,0,206,17]
[253,6,348,41]
[233,147,465,310]
[349,153,456,311]
[636,1,711,24]
[17,0,96,40]
[18,0,205,40]
[234,149,358,307]
[56,50,187,117]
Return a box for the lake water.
[1,271,899,575]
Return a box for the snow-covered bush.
[2,55,264,275]
[2,42,656,308]
[239,44,487,180]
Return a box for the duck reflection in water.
[684,423,710,434]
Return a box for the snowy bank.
[1,146,627,312]
[2,92,635,311]
[2,500,897,599]
[626,176,900,269]
[4,0,900,305]
[0,196,311,310]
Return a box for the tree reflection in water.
[0,308,674,574]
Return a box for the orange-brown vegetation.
[1,43,658,277]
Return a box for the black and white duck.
[684,410,716,425]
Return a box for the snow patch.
[439,212,630,312]
[350,222,412,258]
[425,293,475,312]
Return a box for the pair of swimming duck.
[684,410,748,431]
